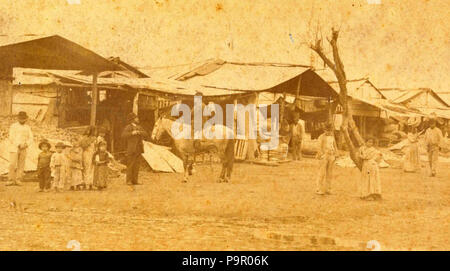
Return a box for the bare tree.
[309,28,364,170]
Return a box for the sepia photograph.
[0,0,449,253]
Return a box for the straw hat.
[55,142,66,149]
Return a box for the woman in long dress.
[403,126,420,173]
[359,138,382,201]
[80,126,96,190]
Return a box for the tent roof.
[147,59,336,98]
[436,92,450,106]
[0,35,121,72]
[176,59,310,90]
[379,88,449,107]
[314,69,386,100]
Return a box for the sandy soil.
[0,158,448,251]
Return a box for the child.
[69,142,84,191]
[93,140,112,190]
[315,123,338,195]
[37,139,53,192]
[359,138,382,201]
[50,142,68,192]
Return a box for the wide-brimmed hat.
[126,112,137,123]
[17,111,28,120]
[38,139,51,150]
[55,142,66,149]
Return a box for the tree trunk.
[310,28,364,170]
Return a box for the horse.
[151,117,235,183]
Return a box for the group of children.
[36,135,113,192]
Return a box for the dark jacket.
[121,123,149,155]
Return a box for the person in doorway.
[359,138,382,201]
[424,118,443,177]
[121,113,148,186]
[315,123,338,195]
[7,111,34,186]
[37,139,53,192]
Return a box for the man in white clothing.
[7,111,34,186]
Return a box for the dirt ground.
[0,158,448,251]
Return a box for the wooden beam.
[90,72,99,126]
[0,66,13,116]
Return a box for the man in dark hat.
[121,112,148,185]
[7,111,33,186]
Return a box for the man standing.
[425,118,443,177]
[7,111,33,186]
[290,111,304,161]
[315,123,338,195]
[121,113,148,185]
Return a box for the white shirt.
[8,122,33,153]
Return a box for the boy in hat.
[315,123,338,195]
[50,142,68,192]
[37,139,53,192]
[7,111,34,186]
[425,118,443,177]
[121,112,148,185]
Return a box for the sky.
[1,0,449,91]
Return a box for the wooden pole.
[0,66,13,116]
[295,76,302,100]
[280,91,287,121]
[90,72,99,126]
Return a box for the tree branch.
[329,27,346,82]
[309,39,336,73]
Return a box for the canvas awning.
[46,71,246,98]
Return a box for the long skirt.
[359,160,382,198]
[82,149,95,186]
[93,165,108,189]
[70,168,84,187]
[403,142,420,172]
